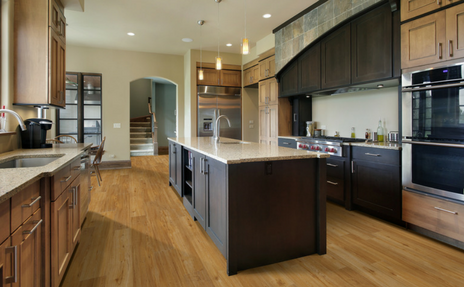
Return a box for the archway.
[129,77,177,156]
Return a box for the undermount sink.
[217,141,250,144]
[0,156,61,169]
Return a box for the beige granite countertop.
[0,143,92,204]
[350,141,402,150]
[168,137,329,164]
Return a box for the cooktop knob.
[310,146,315,150]
[331,148,336,152]
[325,147,330,152]
[299,144,303,148]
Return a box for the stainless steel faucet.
[0,109,27,131]
[214,115,231,142]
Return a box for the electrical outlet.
[113,123,121,128]
[249,120,254,124]
[109,154,115,158]
[249,125,254,129]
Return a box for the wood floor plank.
[60,155,464,287]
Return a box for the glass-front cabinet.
[58,73,102,146]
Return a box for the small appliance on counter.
[21,118,53,148]
[388,131,399,142]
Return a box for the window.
[57,72,102,145]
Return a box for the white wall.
[66,45,184,161]
[312,87,399,138]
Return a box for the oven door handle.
[402,140,464,148]
[402,81,464,92]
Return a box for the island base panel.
[228,158,326,275]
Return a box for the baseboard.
[158,146,168,155]
[99,160,131,170]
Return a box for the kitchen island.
[168,137,329,275]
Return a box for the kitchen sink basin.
[0,156,61,169]
[217,141,250,144]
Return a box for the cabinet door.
[351,4,392,84]
[252,66,260,84]
[243,68,252,86]
[11,208,42,287]
[198,68,220,86]
[175,145,183,194]
[326,158,346,203]
[169,142,176,185]
[446,3,464,60]
[50,29,66,107]
[220,70,241,87]
[70,179,81,250]
[401,11,446,69]
[259,81,268,106]
[321,24,351,89]
[299,43,321,93]
[0,200,10,245]
[259,106,269,144]
[259,55,275,80]
[0,238,12,286]
[51,187,72,287]
[279,61,299,97]
[259,78,277,106]
[268,105,279,146]
[193,152,207,229]
[79,154,91,226]
[205,157,227,257]
[352,160,401,220]
[267,55,276,78]
[401,0,451,21]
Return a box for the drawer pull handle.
[434,207,458,215]
[327,180,338,186]
[22,196,41,208]
[61,175,72,182]
[73,166,80,171]
[365,153,381,157]
[23,219,43,235]
[327,163,338,167]
[283,142,290,145]
[5,246,18,283]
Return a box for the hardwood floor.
[61,155,464,287]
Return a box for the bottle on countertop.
[351,127,355,138]
[377,119,384,142]
[365,129,370,140]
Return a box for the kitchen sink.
[0,156,62,169]
[217,141,250,144]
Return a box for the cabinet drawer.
[326,176,344,202]
[352,146,400,165]
[0,199,10,244]
[403,190,464,241]
[278,138,297,149]
[51,157,80,201]
[11,180,41,233]
[326,159,344,178]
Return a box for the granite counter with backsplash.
[0,143,92,203]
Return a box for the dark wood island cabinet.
[168,137,328,275]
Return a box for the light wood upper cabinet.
[402,3,464,70]
[401,0,455,21]
[401,11,446,69]
[259,78,278,106]
[197,68,241,87]
[14,0,66,107]
[243,65,259,86]
[446,3,464,59]
[0,238,12,286]
[0,200,10,245]
[259,55,276,80]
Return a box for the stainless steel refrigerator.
[198,86,241,140]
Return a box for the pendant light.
[215,0,222,70]
[198,20,205,81]
[242,0,249,55]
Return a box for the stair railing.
[148,97,159,155]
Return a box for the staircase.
[130,117,155,157]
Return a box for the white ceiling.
[64,0,318,56]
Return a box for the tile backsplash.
[275,0,383,73]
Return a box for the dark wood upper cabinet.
[299,43,321,93]
[351,4,392,84]
[321,24,351,89]
[280,61,299,97]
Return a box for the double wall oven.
[402,64,464,203]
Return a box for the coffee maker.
[21,118,53,148]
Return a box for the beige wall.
[186,49,242,137]
[312,87,399,138]
[242,87,259,142]
[66,45,184,161]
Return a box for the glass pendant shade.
[216,57,222,70]
[242,38,249,55]
[198,69,204,80]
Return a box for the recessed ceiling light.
[263,14,271,18]
[182,38,193,43]
[226,43,232,47]
[127,32,135,36]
